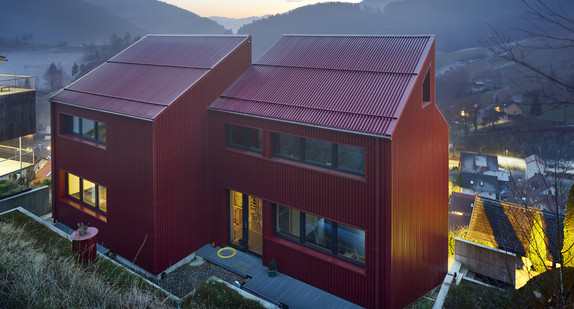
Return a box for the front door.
[229,190,263,255]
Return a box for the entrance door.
[229,190,263,255]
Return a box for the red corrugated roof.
[210,35,433,137]
[256,35,430,73]
[51,35,249,120]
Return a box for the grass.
[0,210,271,308]
[181,280,265,309]
[0,211,173,308]
[0,178,32,199]
[444,280,513,308]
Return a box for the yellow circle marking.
[217,247,236,258]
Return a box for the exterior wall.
[153,38,252,274]
[51,103,156,272]
[0,186,50,216]
[385,41,449,308]
[209,111,379,308]
[0,90,35,142]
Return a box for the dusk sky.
[162,0,362,18]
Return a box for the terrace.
[0,74,35,95]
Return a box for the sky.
[161,0,363,19]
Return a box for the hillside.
[239,3,384,59]
[84,0,227,35]
[0,0,144,45]
[240,0,574,59]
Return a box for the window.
[275,205,365,265]
[276,205,301,239]
[226,125,262,152]
[422,68,431,107]
[66,172,107,213]
[274,133,365,175]
[64,115,106,144]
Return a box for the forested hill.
[84,0,227,35]
[238,3,384,59]
[0,0,144,45]
[0,0,226,46]
[240,0,574,60]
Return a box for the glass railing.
[0,74,35,93]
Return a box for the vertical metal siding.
[153,38,252,273]
[385,42,449,308]
[209,111,379,308]
[52,103,156,272]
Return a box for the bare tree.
[486,0,574,95]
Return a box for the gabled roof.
[459,152,499,173]
[51,35,250,120]
[210,35,434,137]
[468,196,563,262]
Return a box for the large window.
[64,115,106,144]
[274,133,365,175]
[226,125,262,152]
[66,172,107,213]
[275,205,365,265]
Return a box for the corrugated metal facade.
[154,38,252,273]
[51,103,157,271]
[209,35,448,308]
[384,41,449,308]
[51,35,252,275]
[208,111,377,307]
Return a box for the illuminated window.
[275,205,365,265]
[65,172,107,213]
[64,115,106,144]
[226,125,262,152]
[274,133,365,175]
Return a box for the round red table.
[71,227,98,263]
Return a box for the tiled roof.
[51,35,250,120]
[467,196,563,261]
[210,35,434,137]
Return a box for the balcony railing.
[0,74,35,93]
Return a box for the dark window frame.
[422,68,431,107]
[274,204,365,266]
[226,124,262,153]
[273,133,365,176]
[64,114,106,144]
[65,172,107,214]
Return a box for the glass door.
[229,190,263,255]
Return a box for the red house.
[209,35,448,308]
[51,34,448,308]
[50,35,252,274]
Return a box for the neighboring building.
[0,74,36,178]
[209,35,448,309]
[522,172,556,210]
[459,152,498,173]
[50,35,252,274]
[525,154,546,180]
[52,34,449,308]
[449,192,475,229]
[503,101,524,117]
[460,172,499,199]
[467,195,563,264]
